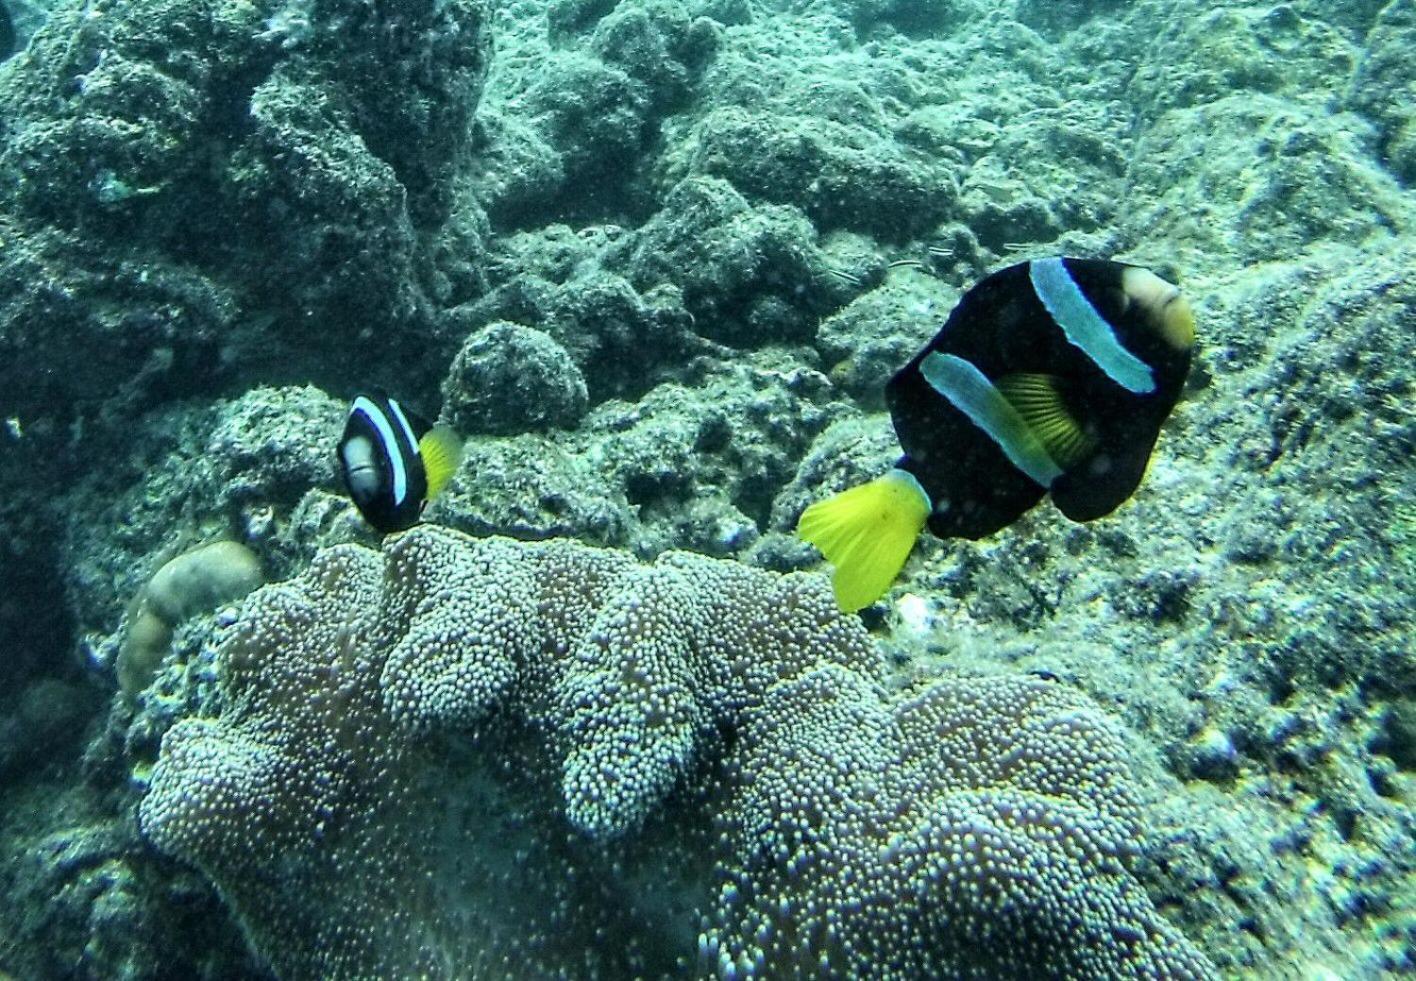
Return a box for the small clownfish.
[337,392,463,534]
[798,257,1196,612]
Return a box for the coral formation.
[0,0,492,423]
[140,525,1212,978]
[1351,0,1416,182]
[61,385,345,653]
[623,176,836,345]
[1,0,1414,976]
[442,320,589,434]
[428,349,839,559]
[721,667,1213,978]
[117,540,263,695]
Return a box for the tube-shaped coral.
[118,541,263,695]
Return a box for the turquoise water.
[0,0,1412,978]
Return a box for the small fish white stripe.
[351,396,410,507]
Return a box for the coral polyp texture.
[139,525,1213,979]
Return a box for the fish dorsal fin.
[993,373,1097,470]
[418,425,463,501]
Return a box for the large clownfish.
[337,392,463,534]
[798,257,1196,612]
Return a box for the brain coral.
[139,525,1214,979]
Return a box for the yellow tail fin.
[796,469,931,613]
[419,425,463,501]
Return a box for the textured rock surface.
[140,525,1212,979]
[0,0,492,423]
[442,320,589,434]
[1,0,1413,976]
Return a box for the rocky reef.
[0,0,1413,978]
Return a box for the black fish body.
[887,258,1193,539]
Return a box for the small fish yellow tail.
[419,425,463,501]
[796,468,931,612]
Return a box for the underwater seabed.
[0,0,1413,977]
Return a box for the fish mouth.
[1156,291,1196,350]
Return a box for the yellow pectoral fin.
[797,469,931,612]
[418,425,464,501]
[993,373,1097,470]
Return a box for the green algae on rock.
[0,0,493,425]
